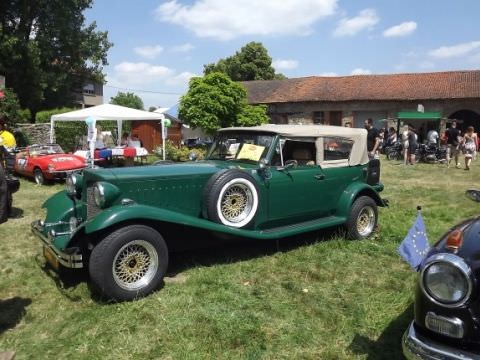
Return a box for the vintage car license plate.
[43,246,59,270]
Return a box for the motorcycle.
[415,143,447,163]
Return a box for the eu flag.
[398,213,430,271]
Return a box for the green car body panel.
[32,125,386,274]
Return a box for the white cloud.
[171,43,195,52]
[155,0,338,40]
[112,62,174,85]
[383,21,417,37]
[166,71,198,86]
[272,59,299,70]
[134,45,164,59]
[319,72,338,77]
[428,41,480,59]
[351,68,372,75]
[333,8,379,37]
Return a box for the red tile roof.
[242,70,480,104]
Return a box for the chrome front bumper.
[403,322,478,360]
[31,220,83,269]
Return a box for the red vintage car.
[14,144,86,185]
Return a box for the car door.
[265,138,332,227]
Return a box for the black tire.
[89,225,169,301]
[203,169,259,228]
[346,196,378,240]
[34,168,45,185]
[0,163,8,224]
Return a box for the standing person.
[446,121,461,168]
[427,127,439,146]
[401,125,409,165]
[364,118,380,160]
[462,126,477,170]
[0,117,16,150]
[407,124,418,165]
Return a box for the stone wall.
[13,123,52,145]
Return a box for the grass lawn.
[0,158,479,359]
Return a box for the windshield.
[206,131,274,163]
[29,144,64,156]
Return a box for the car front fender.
[84,203,222,235]
[336,182,386,218]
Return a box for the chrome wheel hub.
[113,240,158,291]
[220,184,252,223]
[357,206,375,236]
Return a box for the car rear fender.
[336,183,386,217]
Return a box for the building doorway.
[448,110,480,132]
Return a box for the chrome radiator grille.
[86,186,101,219]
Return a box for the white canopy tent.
[50,104,165,145]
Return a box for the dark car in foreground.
[32,124,387,301]
[0,145,20,223]
[403,189,480,359]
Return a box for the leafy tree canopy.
[0,0,113,120]
[110,92,144,110]
[179,72,268,135]
[0,88,21,125]
[204,42,285,81]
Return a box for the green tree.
[204,42,285,81]
[179,72,268,135]
[110,92,144,110]
[0,0,112,121]
[0,88,21,125]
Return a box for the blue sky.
[85,0,480,110]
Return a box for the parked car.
[31,125,387,301]
[0,145,20,223]
[14,144,86,185]
[402,189,480,359]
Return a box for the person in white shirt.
[427,128,439,145]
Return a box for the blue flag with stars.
[398,213,430,271]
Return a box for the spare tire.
[203,169,259,228]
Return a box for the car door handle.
[314,174,325,180]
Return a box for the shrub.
[36,107,76,123]
[17,109,32,123]
[13,130,30,147]
[156,140,206,162]
[0,88,21,124]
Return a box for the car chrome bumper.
[403,322,478,360]
[31,220,83,269]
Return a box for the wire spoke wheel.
[356,206,376,237]
[112,240,159,291]
[220,183,253,223]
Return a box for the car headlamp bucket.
[93,182,120,209]
[421,253,473,308]
[66,173,83,197]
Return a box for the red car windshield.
[29,145,64,156]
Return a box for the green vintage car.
[32,124,387,301]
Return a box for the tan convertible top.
[219,124,369,166]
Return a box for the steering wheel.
[284,159,298,168]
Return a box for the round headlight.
[93,183,105,208]
[421,254,472,307]
[66,173,82,197]
[65,176,76,195]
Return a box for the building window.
[83,83,95,95]
[313,111,324,124]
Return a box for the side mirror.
[465,189,480,202]
[188,152,198,161]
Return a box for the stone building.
[243,70,480,136]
